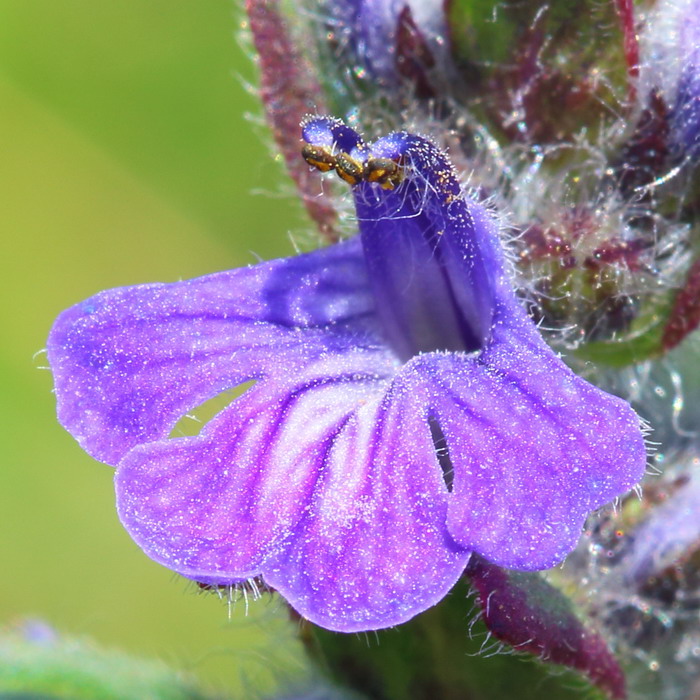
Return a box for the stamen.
[365,156,405,190]
[301,139,405,189]
[335,152,366,185]
[301,143,337,172]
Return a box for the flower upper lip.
[47,116,647,632]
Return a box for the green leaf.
[575,298,672,367]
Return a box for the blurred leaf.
[0,621,216,700]
[575,297,672,368]
[0,0,306,245]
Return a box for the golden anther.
[301,142,337,172]
[334,152,365,186]
[365,157,404,190]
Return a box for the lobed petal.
[116,347,396,580]
[48,239,378,465]
[116,346,468,632]
[420,309,647,570]
[264,369,469,632]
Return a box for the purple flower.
[643,0,700,157]
[670,1,700,155]
[327,0,449,91]
[47,117,646,632]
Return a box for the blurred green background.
[0,0,312,695]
